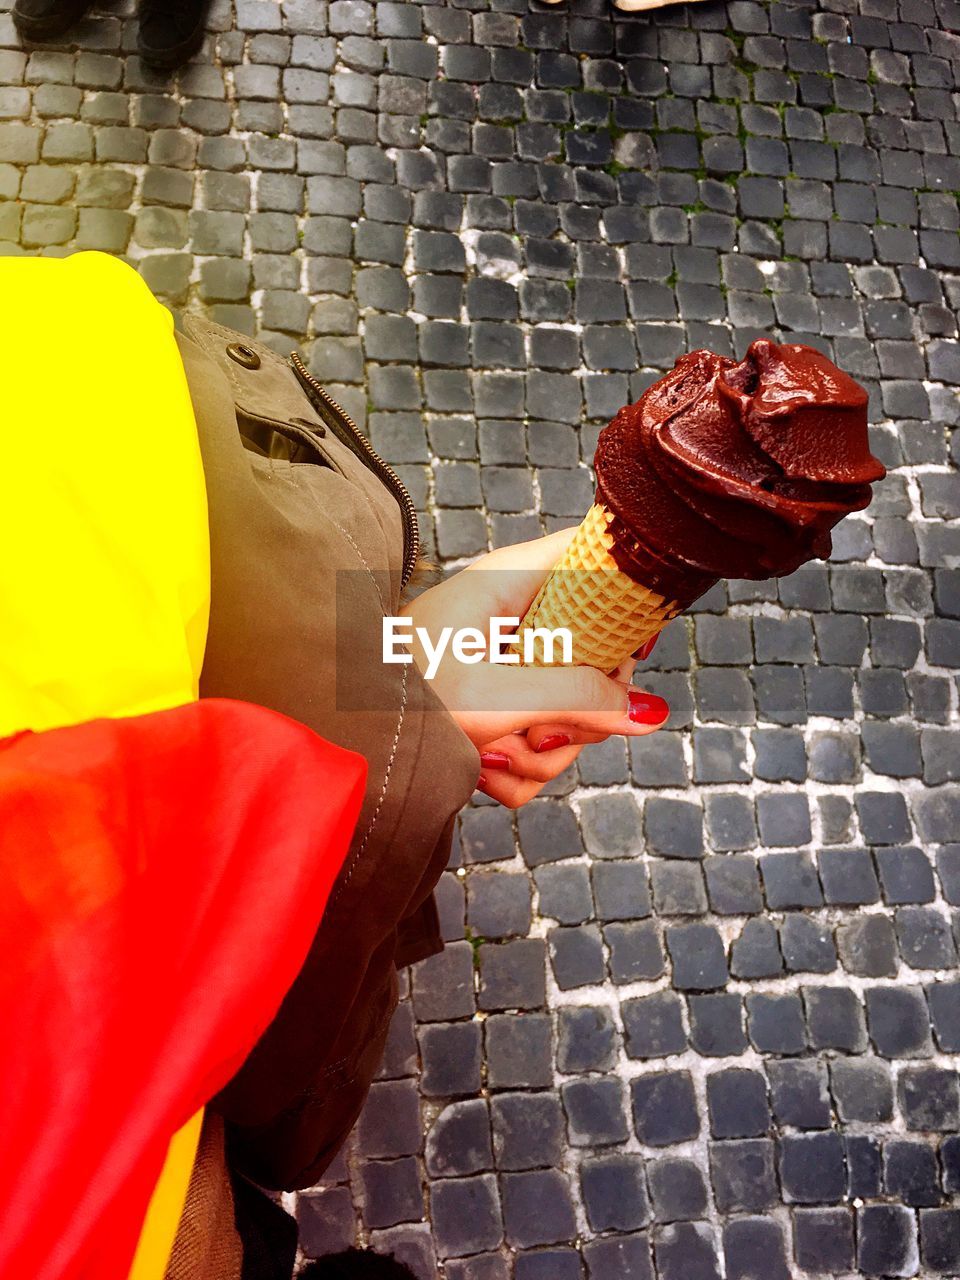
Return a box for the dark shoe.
[12,0,91,40]
[137,0,208,69]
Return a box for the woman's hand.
[400,530,668,808]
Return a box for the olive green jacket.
[177,317,479,1192]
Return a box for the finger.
[476,771,546,809]
[454,663,670,743]
[472,525,578,575]
[462,527,579,620]
[633,631,661,662]
[479,736,582,785]
[409,527,580,641]
[524,723,608,751]
[611,656,637,684]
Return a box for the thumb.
[455,663,670,743]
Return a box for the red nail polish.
[628,691,670,725]
[477,774,487,790]
[535,733,572,754]
[633,632,660,662]
[480,751,511,771]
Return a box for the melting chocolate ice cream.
[594,339,885,605]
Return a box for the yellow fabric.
[0,251,209,737]
[0,251,211,1280]
[128,1111,205,1280]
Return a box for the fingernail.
[633,632,660,661]
[535,733,572,754]
[480,751,511,771]
[477,774,487,790]
[628,691,670,725]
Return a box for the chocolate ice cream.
[595,338,885,605]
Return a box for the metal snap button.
[226,342,260,370]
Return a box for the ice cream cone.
[513,503,686,672]
[515,341,884,673]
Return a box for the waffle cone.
[513,503,682,672]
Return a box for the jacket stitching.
[332,661,407,905]
[327,515,387,616]
[315,504,407,903]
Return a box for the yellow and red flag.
[0,253,365,1279]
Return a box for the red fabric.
[0,698,366,1280]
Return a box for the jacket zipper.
[290,351,420,588]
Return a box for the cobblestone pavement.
[3,0,960,1273]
